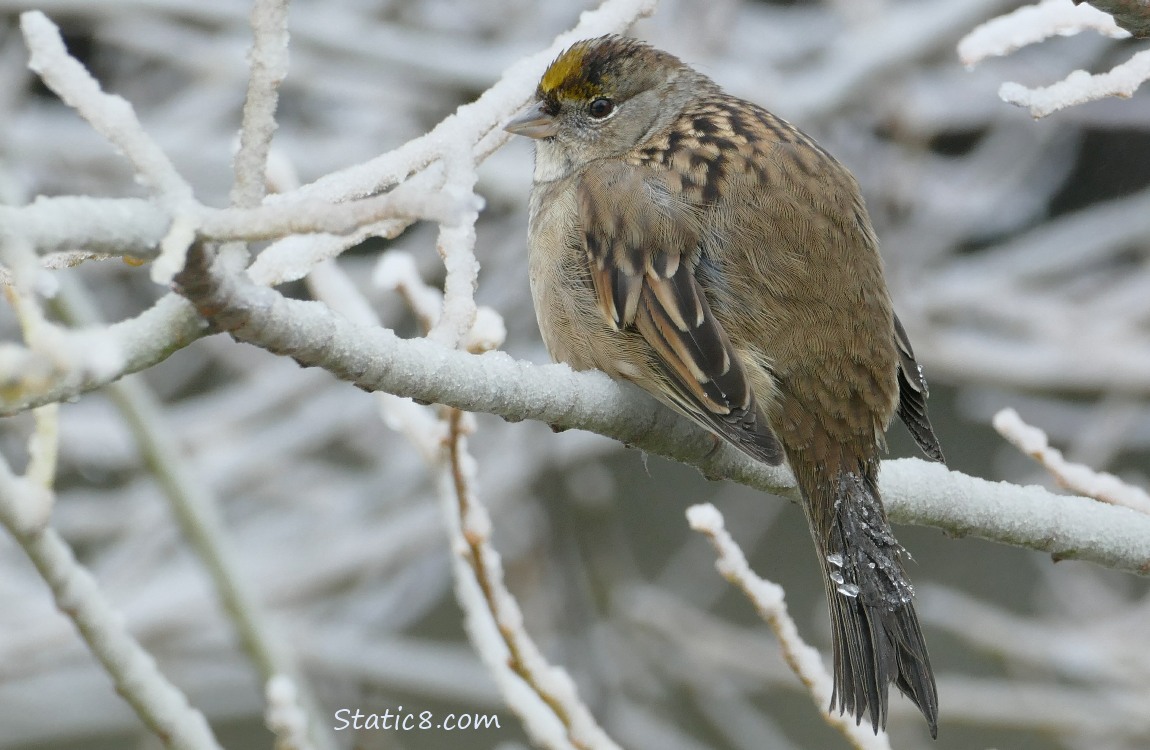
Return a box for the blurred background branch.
[1,1,1148,749]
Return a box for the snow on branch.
[170,242,1150,577]
[999,49,1150,117]
[309,245,615,748]
[0,294,204,416]
[2,0,658,417]
[0,455,223,750]
[427,153,482,349]
[1,190,473,265]
[0,236,128,416]
[373,251,506,355]
[687,504,893,750]
[958,0,1149,117]
[0,198,170,258]
[958,0,1129,64]
[21,11,194,205]
[264,676,311,750]
[993,408,1150,515]
[231,0,291,210]
[441,409,621,750]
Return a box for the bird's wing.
[578,160,783,466]
[892,313,945,463]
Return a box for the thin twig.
[993,408,1150,515]
[0,455,222,750]
[53,274,334,750]
[21,11,194,206]
[232,0,291,209]
[309,247,615,748]
[687,504,893,750]
[443,408,621,750]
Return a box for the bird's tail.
[803,468,938,737]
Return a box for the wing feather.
[892,314,945,464]
[579,162,783,466]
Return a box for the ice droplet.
[837,583,860,598]
[826,553,844,568]
[829,570,845,585]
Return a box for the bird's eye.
[588,98,614,119]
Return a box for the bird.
[505,35,944,737]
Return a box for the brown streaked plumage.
[506,35,944,736]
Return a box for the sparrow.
[505,35,944,737]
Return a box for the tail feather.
[809,470,939,737]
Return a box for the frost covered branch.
[54,274,334,750]
[230,0,291,211]
[993,408,1150,515]
[0,294,204,416]
[687,504,892,750]
[20,11,194,206]
[4,0,1150,747]
[999,50,1150,118]
[172,241,1150,577]
[4,222,219,749]
[0,454,222,750]
[441,409,622,750]
[959,0,1150,117]
[311,241,617,749]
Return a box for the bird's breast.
[526,178,598,369]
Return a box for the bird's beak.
[504,101,558,140]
